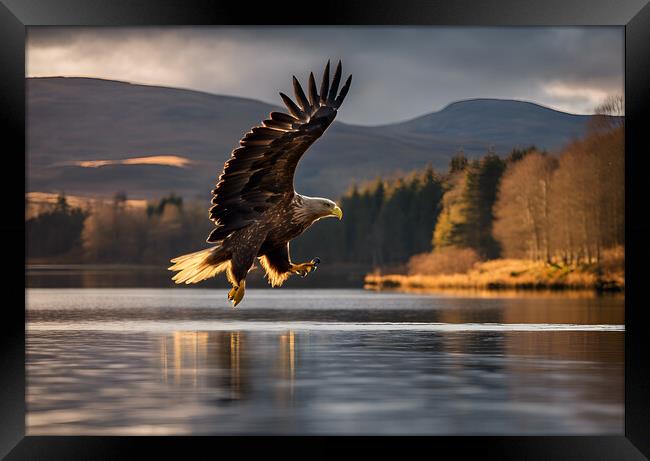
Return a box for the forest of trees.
[26,98,624,277]
[292,167,443,267]
[26,168,445,267]
[26,194,87,259]
[27,192,213,264]
[493,126,624,264]
[432,152,506,259]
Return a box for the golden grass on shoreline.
[365,258,624,293]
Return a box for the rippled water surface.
[26,288,624,435]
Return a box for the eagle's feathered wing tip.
[278,60,353,118]
[319,60,330,104]
[334,74,352,108]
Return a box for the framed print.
[2,0,649,458]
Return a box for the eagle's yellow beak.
[332,205,343,220]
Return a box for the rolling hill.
[27,77,597,200]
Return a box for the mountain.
[27,77,597,200]
[383,98,591,149]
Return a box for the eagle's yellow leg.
[290,258,321,277]
[228,281,246,307]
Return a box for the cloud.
[541,81,611,113]
[27,26,624,125]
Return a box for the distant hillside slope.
[27,77,598,200]
[384,98,590,148]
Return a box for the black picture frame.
[3,0,649,458]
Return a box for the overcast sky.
[27,26,623,125]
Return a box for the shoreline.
[364,275,624,292]
[364,259,625,294]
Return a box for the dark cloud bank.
[27,26,623,125]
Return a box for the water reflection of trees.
[158,331,249,400]
[276,331,297,405]
[157,330,299,405]
[503,330,624,431]
[434,295,623,325]
[152,326,621,433]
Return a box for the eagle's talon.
[228,282,245,307]
[291,261,319,277]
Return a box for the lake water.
[26,288,624,435]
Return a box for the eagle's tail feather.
[168,247,230,285]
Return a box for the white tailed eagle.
[169,60,352,306]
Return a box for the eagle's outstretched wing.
[207,60,352,243]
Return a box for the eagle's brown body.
[208,193,322,286]
[169,61,351,306]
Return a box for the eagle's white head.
[294,194,343,224]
